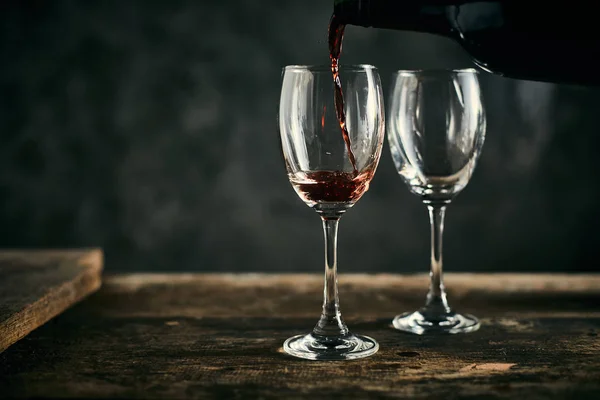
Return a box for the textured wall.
[2,1,600,273]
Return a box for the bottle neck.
[334,0,458,38]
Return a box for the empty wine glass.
[387,68,486,335]
[278,64,385,360]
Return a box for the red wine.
[290,170,373,205]
[333,0,600,86]
[328,15,359,175]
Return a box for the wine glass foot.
[392,310,480,335]
[283,333,379,361]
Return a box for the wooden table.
[1,271,600,399]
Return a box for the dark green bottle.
[333,0,600,86]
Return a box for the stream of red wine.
[328,14,358,176]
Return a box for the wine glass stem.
[312,216,349,338]
[425,204,451,314]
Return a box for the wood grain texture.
[0,249,103,353]
[1,273,599,399]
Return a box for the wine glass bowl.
[278,64,385,359]
[280,64,384,216]
[387,68,486,335]
[388,69,485,205]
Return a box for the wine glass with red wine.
[387,68,486,335]
[278,64,385,360]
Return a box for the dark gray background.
[1,0,599,274]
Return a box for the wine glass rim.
[283,64,378,72]
[394,68,479,76]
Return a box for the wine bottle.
[333,0,600,86]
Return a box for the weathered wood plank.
[0,249,103,353]
[0,273,599,399]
